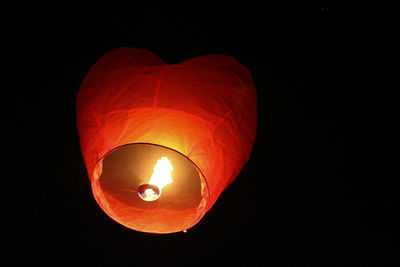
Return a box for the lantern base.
[91,143,209,234]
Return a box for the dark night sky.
[9,5,396,264]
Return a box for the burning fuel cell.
[138,157,173,201]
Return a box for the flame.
[148,156,173,190]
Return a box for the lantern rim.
[91,142,210,234]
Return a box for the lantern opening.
[91,143,209,234]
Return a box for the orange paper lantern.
[76,47,257,233]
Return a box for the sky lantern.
[76,47,257,234]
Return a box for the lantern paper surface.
[76,47,257,233]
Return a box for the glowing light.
[145,189,154,195]
[149,156,173,190]
[138,156,173,201]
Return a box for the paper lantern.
[76,47,257,233]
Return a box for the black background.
[10,5,396,264]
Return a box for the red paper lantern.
[76,47,257,233]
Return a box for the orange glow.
[77,47,257,233]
